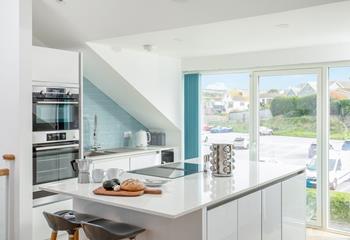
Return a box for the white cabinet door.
[130,153,161,170]
[32,46,80,84]
[282,173,306,240]
[262,183,282,240]
[33,199,73,240]
[92,157,130,171]
[207,200,238,240]
[0,176,8,240]
[238,191,262,240]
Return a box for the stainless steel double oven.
[32,85,80,187]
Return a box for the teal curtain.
[184,73,200,159]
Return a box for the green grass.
[261,115,316,138]
[205,114,350,140]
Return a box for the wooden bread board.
[93,187,162,197]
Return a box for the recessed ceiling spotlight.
[143,44,155,52]
[173,38,183,42]
[56,0,66,3]
[172,0,189,3]
[275,23,290,29]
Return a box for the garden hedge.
[270,95,350,118]
[307,188,350,224]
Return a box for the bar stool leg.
[74,229,79,240]
[68,234,75,240]
[50,231,58,240]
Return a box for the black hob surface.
[129,162,203,179]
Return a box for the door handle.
[36,101,79,105]
[3,154,15,161]
[35,144,79,151]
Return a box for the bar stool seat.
[43,210,101,240]
[82,218,145,240]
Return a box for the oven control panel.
[47,132,67,141]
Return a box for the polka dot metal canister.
[208,144,235,177]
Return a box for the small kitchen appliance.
[206,144,235,177]
[73,158,92,184]
[135,130,151,148]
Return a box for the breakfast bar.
[42,160,306,240]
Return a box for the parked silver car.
[259,126,273,135]
[233,137,249,149]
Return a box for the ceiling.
[33,0,347,49]
[90,1,350,57]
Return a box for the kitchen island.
[42,160,306,240]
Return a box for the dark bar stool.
[82,218,145,240]
[43,210,100,240]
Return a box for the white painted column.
[0,1,32,240]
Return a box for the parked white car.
[233,137,249,149]
[259,126,273,135]
[306,151,350,190]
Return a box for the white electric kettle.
[135,130,151,148]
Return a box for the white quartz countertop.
[41,160,304,219]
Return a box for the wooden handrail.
[0,168,9,176]
[2,154,15,161]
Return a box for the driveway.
[201,132,350,192]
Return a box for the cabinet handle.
[0,168,9,176]
[3,154,15,161]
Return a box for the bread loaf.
[120,179,145,192]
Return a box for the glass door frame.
[194,62,350,234]
[325,63,350,235]
[251,68,324,227]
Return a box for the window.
[256,71,321,225]
[328,66,350,232]
[191,63,350,234]
[201,73,250,160]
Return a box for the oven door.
[32,101,79,132]
[33,142,79,185]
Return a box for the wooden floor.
[307,228,350,240]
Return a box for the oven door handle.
[36,101,79,105]
[34,144,80,151]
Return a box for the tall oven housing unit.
[31,46,82,205]
[31,46,82,240]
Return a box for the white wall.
[0,1,32,240]
[182,42,350,72]
[77,46,182,147]
[32,35,46,47]
[88,43,182,129]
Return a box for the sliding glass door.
[254,69,322,226]
[194,65,350,233]
[200,72,250,161]
[328,66,350,233]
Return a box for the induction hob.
[129,162,203,179]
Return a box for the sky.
[201,67,350,91]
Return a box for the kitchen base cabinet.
[130,153,161,170]
[282,173,306,240]
[33,199,72,240]
[207,200,237,240]
[92,157,130,171]
[237,191,262,240]
[206,172,305,240]
[262,183,282,240]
